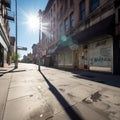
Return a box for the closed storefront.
[79,45,84,69]
[58,52,64,67]
[88,37,113,72]
[64,50,72,67]
[58,48,72,68]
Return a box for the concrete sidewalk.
[59,68,120,88]
[0,64,15,120]
[0,63,120,120]
[0,64,15,76]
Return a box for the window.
[53,17,55,27]
[70,0,74,6]
[64,18,69,32]
[65,0,68,10]
[90,0,99,12]
[53,4,55,11]
[70,12,74,28]
[60,6,63,19]
[79,0,86,20]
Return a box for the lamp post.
[38,10,42,71]
[14,0,18,69]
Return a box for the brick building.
[38,0,58,66]
[0,0,14,67]
[38,0,120,74]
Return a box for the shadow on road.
[39,70,83,120]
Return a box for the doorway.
[73,50,79,69]
[0,44,4,67]
[83,45,89,69]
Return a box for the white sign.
[89,38,112,67]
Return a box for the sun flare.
[26,14,39,30]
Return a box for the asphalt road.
[1,63,120,120]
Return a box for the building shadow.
[39,70,83,120]
[72,70,120,88]
[52,67,120,88]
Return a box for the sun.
[26,14,39,30]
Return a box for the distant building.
[22,53,33,63]
[0,0,14,67]
[37,0,120,74]
[38,0,58,67]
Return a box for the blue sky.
[10,0,48,59]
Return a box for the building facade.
[0,0,14,67]
[38,0,120,74]
[38,0,59,67]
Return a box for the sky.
[10,0,48,59]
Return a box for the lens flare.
[26,14,39,30]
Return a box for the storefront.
[71,14,115,73]
[57,48,72,68]
[88,36,113,72]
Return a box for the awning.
[72,15,115,44]
[48,46,58,55]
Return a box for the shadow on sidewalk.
[52,67,120,88]
[0,68,26,77]
[72,70,120,88]
[39,70,83,120]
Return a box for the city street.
[0,63,120,120]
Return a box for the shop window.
[79,0,86,20]
[70,12,74,28]
[90,0,99,12]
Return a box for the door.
[0,44,4,67]
[73,50,79,69]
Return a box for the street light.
[14,0,18,69]
[38,9,42,71]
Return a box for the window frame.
[79,0,86,20]
[70,12,74,28]
[64,18,69,32]
[90,0,99,12]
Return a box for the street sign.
[17,47,27,51]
